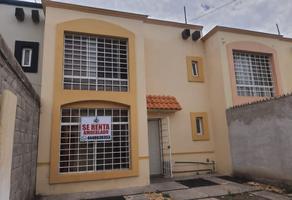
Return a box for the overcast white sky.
[32,0,292,37]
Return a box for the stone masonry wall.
[226,96,292,186]
[0,35,40,200]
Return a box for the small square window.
[21,48,32,67]
[195,117,203,135]
[187,56,204,82]
[191,61,199,77]
[14,41,39,73]
[190,112,209,141]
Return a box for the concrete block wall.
[0,35,40,200]
[226,96,292,186]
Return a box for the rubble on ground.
[145,192,172,200]
[247,181,285,194]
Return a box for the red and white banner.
[80,116,112,141]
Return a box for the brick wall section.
[0,35,40,200]
[226,95,292,186]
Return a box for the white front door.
[148,120,162,175]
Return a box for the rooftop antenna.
[276,23,281,35]
[184,6,188,24]
[181,6,191,40]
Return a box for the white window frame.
[21,48,32,67]
[191,61,199,77]
[195,117,203,136]
[63,32,129,92]
[233,51,275,97]
[59,107,130,174]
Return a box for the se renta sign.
[80,116,112,142]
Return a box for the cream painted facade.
[37,6,149,195]
[0,2,44,94]
[144,23,216,172]
[36,0,292,196]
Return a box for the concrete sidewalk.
[39,175,291,200]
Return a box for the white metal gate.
[148,120,162,175]
[160,117,173,178]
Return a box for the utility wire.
[190,0,238,21]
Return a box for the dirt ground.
[218,193,268,200]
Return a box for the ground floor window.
[190,112,209,141]
[59,107,130,173]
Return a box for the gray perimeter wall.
[226,96,292,186]
[0,35,40,200]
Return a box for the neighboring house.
[23,0,292,197]
[0,0,44,94]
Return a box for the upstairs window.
[14,41,39,73]
[186,56,204,82]
[191,61,199,77]
[63,32,128,92]
[21,48,32,67]
[233,51,274,97]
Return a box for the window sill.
[49,168,139,184]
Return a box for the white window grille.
[63,32,128,92]
[233,51,275,97]
[59,108,130,173]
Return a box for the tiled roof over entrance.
[146,95,182,111]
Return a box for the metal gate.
[160,117,173,177]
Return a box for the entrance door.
[148,120,162,175]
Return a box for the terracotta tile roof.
[146,95,182,111]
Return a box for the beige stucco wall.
[37,7,149,195]
[204,32,232,174]
[144,24,216,172]
[0,4,44,94]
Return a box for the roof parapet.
[42,0,203,30]
[202,26,292,42]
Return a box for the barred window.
[233,51,274,97]
[59,107,130,173]
[63,32,128,92]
